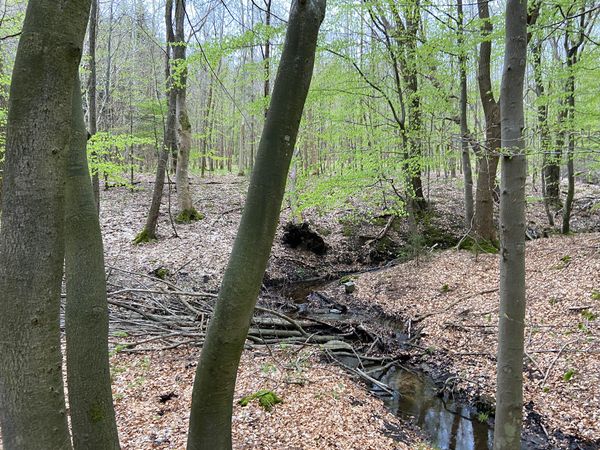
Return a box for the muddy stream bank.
[261,276,555,450]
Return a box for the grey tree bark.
[474,0,500,244]
[0,1,91,448]
[174,0,201,223]
[186,0,326,448]
[134,0,178,243]
[532,40,559,226]
[457,0,473,227]
[65,77,121,450]
[494,1,528,448]
[88,0,100,212]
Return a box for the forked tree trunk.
[495,1,528,448]
[174,0,201,222]
[64,77,120,450]
[186,0,326,448]
[134,0,177,243]
[0,1,91,448]
[475,0,500,244]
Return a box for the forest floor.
[99,173,599,449]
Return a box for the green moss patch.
[239,390,282,412]
[175,208,205,224]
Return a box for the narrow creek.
[271,277,538,450]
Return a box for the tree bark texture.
[458,0,474,227]
[65,77,121,450]
[88,0,100,212]
[532,41,559,226]
[475,0,500,243]
[186,0,326,448]
[135,0,177,242]
[494,1,528,449]
[174,0,198,219]
[0,1,91,448]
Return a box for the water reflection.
[377,368,492,450]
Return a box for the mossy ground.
[133,228,156,245]
[175,208,205,224]
[458,235,499,254]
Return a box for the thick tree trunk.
[174,0,201,222]
[88,0,100,212]
[186,0,326,448]
[494,1,528,448]
[475,0,500,244]
[0,1,91,448]
[65,77,120,450]
[458,0,474,227]
[134,0,177,243]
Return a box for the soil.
[12,172,594,449]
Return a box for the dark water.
[377,367,493,450]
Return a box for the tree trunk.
[494,1,528,448]
[134,0,177,243]
[174,0,201,222]
[0,1,91,448]
[475,0,500,244]
[88,0,100,212]
[532,40,559,226]
[65,77,120,450]
[263,0,272,118]
[458,0,474,227]
[562,67,576,234]
[186,0,326,448]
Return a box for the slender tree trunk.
[263,0,272,118]
[494,1,528,448]
[88,0,100,212]
[0,1,91,448]
[562,50,578,234]
[186,0,326,447]
[174,0,201,222]
[65,77,120,450]
[475,0,500,244]
[532,40,558,226]
[458,0,473,227]
[134,0,177,243]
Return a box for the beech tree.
[134,0,178,243]
[174,0,202,223]
[494,0,528,448]
[186,0,326,447]
[64,77,120,449]
[0,1,92,448]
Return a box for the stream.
[273,278,542,450]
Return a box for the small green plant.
[260,363,277,374]
[591,290,600,301]
[563,369,575,382]
[239,390,282,411]
[440,284,450,293]
[581,310,597,321]
[127,376,146,389]
[548,297,558,306]
[112,330,129,338]
[109,344,128,356]
[476,411,489,423]
[554,255,572,269]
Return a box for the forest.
[0,0,598,449]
